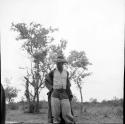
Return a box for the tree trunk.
[24,77,31,113]
[35,87,39,113]
[79,87,84,113]
[34,61,40,113]
[26,82,31,112]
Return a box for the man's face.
[56,62,64,70]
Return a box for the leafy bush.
[8,103,19,110]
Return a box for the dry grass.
[6,109,47,123]
[73,105,123,124]
[6,103,123,124]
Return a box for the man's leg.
[61,99,74,124]
[51,97,61,124]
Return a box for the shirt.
[53,69,67,89]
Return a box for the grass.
[6,102,123,124]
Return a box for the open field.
[5,102,123,124]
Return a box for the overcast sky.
[0,0,124,102]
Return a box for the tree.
[11,22,58,113]
[5,86,18,103]
[46,39,67,71]
[4,78,18,104]
[67,50,92,113]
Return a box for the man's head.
[56,62,64,71]
[55,55,67,71]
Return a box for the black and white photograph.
[0,0,124,124]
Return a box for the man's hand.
[69,94,73,101]
[45,74,53,91]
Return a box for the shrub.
[115,107,123,117]
[8,103,19,110]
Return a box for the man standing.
[45,55,75,124]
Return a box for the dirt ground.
[6,105,123,124]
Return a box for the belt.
[52,89,68,100]
[54,89,66,93]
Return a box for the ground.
[6,102,123,124]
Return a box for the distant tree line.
[87,97,123,106]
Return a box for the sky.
[0,0,124,102]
